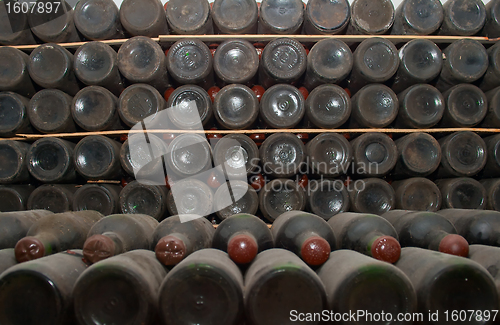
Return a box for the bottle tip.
[14,237,45,263]
[371,236,401,264]
[227,234,258,264]
[439,234,469,257]
[301,236,330,266]
[155,235,187,266]
[83,235,116,264]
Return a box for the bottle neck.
[101,232,125,255]
[361,230,386,256]
[427,230,451,251]
[33,232,60,255]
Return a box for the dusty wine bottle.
[439,84,487,128]
[74,135,122,180]
[390,40,443,94]
[27,0,81,43]
[212,213,273,264]
[26,137,76,183]
[393,133,441,178]
[303,0,350,35]
[350,133,398,177]
[0,1,36,45]
[303,39,353,90]
[14,210,103,262]
[258,0,304,34]
[468,245,500,293]
[158,249,243,325]
[214,84,259,129]
[119,180,168,220]
[166,85,213,129]
[0,210,53,249]
[245,249,326,325]
[436,177,486,209]
[0,47,36,98]
[259,179,306,222]
[260,84,306,129]
[347,0,395,34]
[118,83,166,127]
[152,214,214,265]
[482,134,500,177]
[73,184,121,216]
[391,0,444,35]
[166,178,214,217]
[0,249,16,274]
[304,84,351,129]
[259,132,306,178]
[119,0,168,37]
[212,0,258,34]
[392,178,442,211]
[259,39,307,89]
[27,184,79,213]
[74,0,124,40]
[0,250,90,325]
[74,41,125,96]
[482,0,500,38]
[307,179,350,220]
[71,86,120,132]
[213,39,259,86]
[165,133,212,178]
[328,212,401,263]
[306,133,352,176]
[0,185,35,212]
[439,0,486,35]
[83,214,159,263]
[214,181,259,220]
[117,37,169,93]
[28,89,76,134]
[394,84,445,129]
[120,133,167,180]
[479,41,500,92]
[0,92,31,137]
[349,178,396,215]
[481,178,500,211]
[350,84,399,128]
[348,38,399,94]
[213,134,259,177]
[165,0,213,34]
[381,210,469,256]
[0,140,31,184]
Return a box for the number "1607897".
[5,1,61,14]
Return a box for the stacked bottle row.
[0,210,499,325]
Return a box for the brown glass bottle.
[482,134,500,177]
[395,247,498,320]
[481,178,500,210]
[306,133,351,176]
[117,37,169,93]
[349,178,396,215]
[120,0,168,37]
[73,250,167,325]
[214,181,259,220]
[166,178,214,217]
[14,210,103,262]
[245,249,326,325]
[482,0,500,38]
[213,40,259,86]
[347,0,395,34]
[0,140,31,184]
[304,84,351,129]
[439,0,486,35]
[394,84,445,129]
[304,0,350,35]
[73,184,121,216]
[214,84,259,129]
[74,135,122,181]
[28,0,81,43]
[27,184,79,212]
[0,250,90,325]
[0,185,35,212]
[0,92,31,137]
[152,214,214,266]
[28,89,76,134]
[350,84,399,128]
[258,0,304,34]
[307,179,350,220]
[120,133,168,180]
[159,249,243,324]
[259,132,306,178]
[213,134,259,177]
[0,1,36,45]
[259,39,306,89]
[74,0,124,40]
[468,245,500,294]
[439,84,487,128]
[0,210,52,249]
[74,42,125,96]
[0,249,16,274]
[393,133,441,178]
[328,213,401,263]
[0,47,36,98]
[436,177,486,209]
[391,0,443,35]
[392,178,442,211]
[212,0,258,34]
[27,137,77,183]
[119,180,168,220]
[351,133,398,177]
[166,84,213,129]
[382,210,469,256]
[118,83,166,127]
[71,86,120,131]
[259,179,306,222]
[438,209,500,246]
[348,38,399,94]
[166,0,213,35]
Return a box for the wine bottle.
[213,40,259,86]
[468,245,500,293]
[347,0,395,34]
[304,84,351,129]
[0,250,90,325]
[436,177,486,210]
[119,180,168,220]
[118,83,166,127]
[481,178,500,211]
[0,47,36,97]
[438,0,486,36]
[120,133,167,181]
[349,178,396,215]
[479,41,500,92]
[166,178,214,217]
[482,134,500,177]
[27,184,79,213]
[83,214,159,263]
[439,84,487,128]
[392,178,442,212]
[307,179,350,220]
[119,0,168,37]
[214,84,259,129]
[272,211,336,266]
[303,39,353,90]
[214,181,259,220]
[14,210,103,262]
[74,42,125,96]
[393,133,441,178]
[303,0,350,35]
[350,84,399,128]
[212,213,273,264]
[394,84,445,129]
[165,133,212,178]
[381,210,469,257]
[165,0,213,35]
[158,249,243,324]
[165,84,213,129]
[0,1,36,45]
[74,135,122,180]
[0,249,16,274]
[306,133,352,176]
[258,0,304,34]
[391,0,443,35]
[245,249,326,324]
[72,86,120,131]
[212,0,258,34]
[0,185,35,212]
[437,209,500,246]
[259,132,306,178]
[213,134,259,177]
[0,92,32,136]
[73,184,121,216]
[350,133,398,177]
[73,250,167,325]
[259,179,306,222]
[0,210,53,249]
[26,137,77,183]
[0,140,31,184]
[259,84,305,128]
[152,214,215,266]
[74,0,124,40]
[28,89,76,134]
[482,0,500,38]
